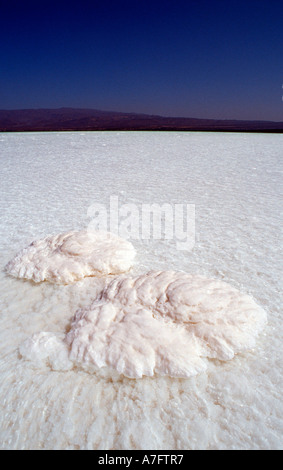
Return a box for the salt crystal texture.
[20,271,267,379]
[5,230,136,284]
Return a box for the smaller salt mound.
[19,271,267,379]
[5,230,136,284]
[19,332,73,371]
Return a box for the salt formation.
[19,271,267,379]
[5,230,136,284]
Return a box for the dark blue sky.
[1,0,282,120]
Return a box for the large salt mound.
[5,230,136,284]
[19,271,267,379]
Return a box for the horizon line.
[1,107,283,124]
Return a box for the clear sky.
[1,0,282,120]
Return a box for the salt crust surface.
[5,230,136,284]
[20,271,267,379]
[0,132,282,450]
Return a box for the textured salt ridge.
[19,271,267,379]
[5,230,136,284]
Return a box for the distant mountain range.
[0,108,282,132]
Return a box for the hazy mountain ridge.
[0,108,282,132]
